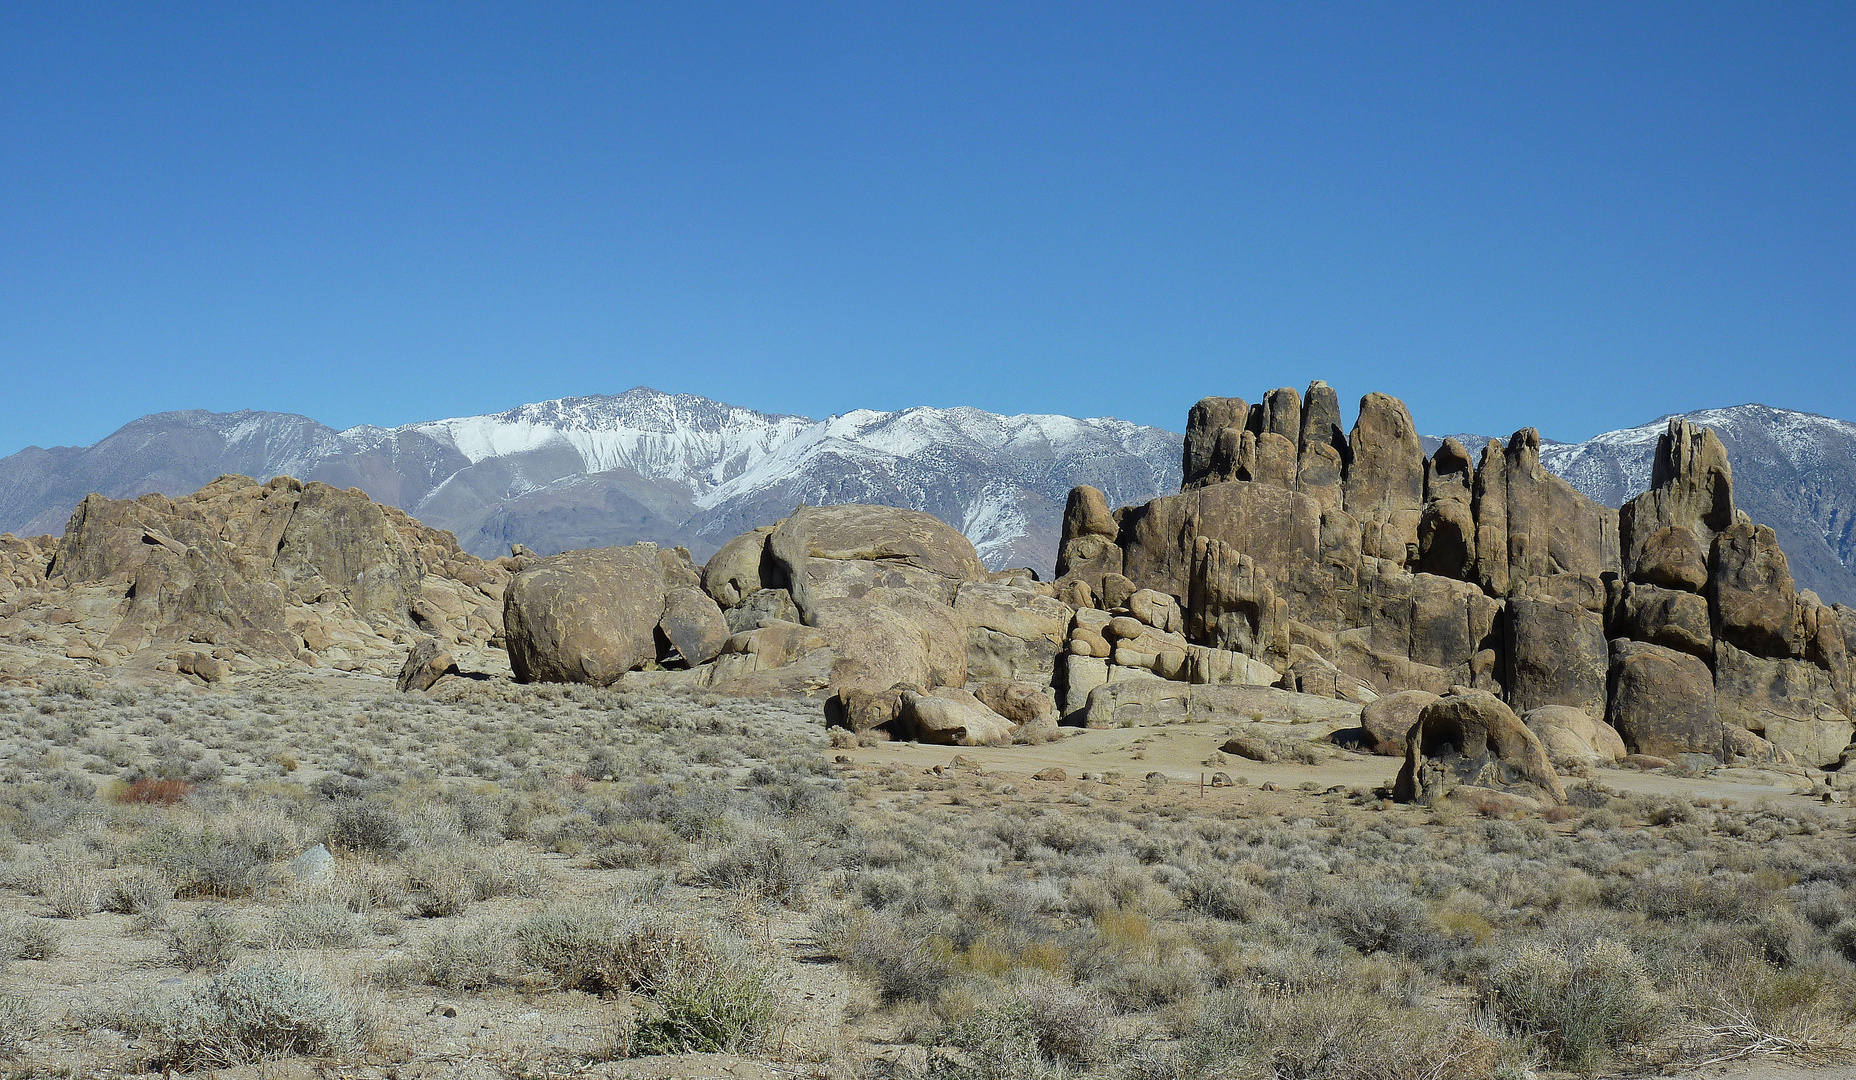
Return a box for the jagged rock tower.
[1054,384,1855,767]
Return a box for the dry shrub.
[117,778,194,806]
[88,959,365,1069]
[1487,937,1665,1070]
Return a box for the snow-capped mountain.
[2,392,1851,600]
[0,389,1181,573]
[1538,405,1856,606]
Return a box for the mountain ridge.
[3,391,1853,603]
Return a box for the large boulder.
[1055,485,1124,591]
[1619,420,1734,582]
[902,688,1015,746]
[1713,642,1853,767]
[1610,582,1713,660]
[1058,654,1111,716]
[703,526,780,609]
[1710,521,1803,659]
[1505,597,1608,717]
[657,587,730,667]
[1343,393,1425,526]
[723,588,800,633]
[1361,690,1439,754]
[504,545,666,686]
[770,505,987,619]
[1606,639,1722,759]
[1523,705,1627,768]
[1393,691,1565,805]
[396,637,457,693]
[1079,680,1362,730]
[809,589,966,695]
[1182,397,1250,489]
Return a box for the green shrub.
[0,993,41,1056]
[267,903,364,949]
[1487,937,1666,1070]
[168,906,242,970]
[324,799,408,855]
[627,941,780,1056]
[95,960,364,1069]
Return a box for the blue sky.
[3,3,1851,451]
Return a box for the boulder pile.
[1050,384,1856,782]
[0,475,510,682]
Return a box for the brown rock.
[1713,641,1853,767]
[723,588,801,633]
[1505,597,1607,717]
[657,586,730,667]
[1186,536,1285,657]
[1361,690,1439,754]
[656,546,702,590]
[1710,521,1803,658]
[1606,639,1722,759]
[396,637,457,693]
[1630,526,1710,592]
[1393,691,1566,805]
[504,545,666,686]
[1183,396,1250,489]
[972,680,1059,726]
[902,688,1014,746]
[1221,735,1278,763]
[810,589,966,695]
[1032,767,1068,782]
[1610,582,1713,660]
[1523,704,1626,767]
[770,504,986,621]
[702,526,779,609]
[826,683,915,734]
[1619,420,1735,582]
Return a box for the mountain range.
[2,389,1852,604]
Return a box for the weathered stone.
[972,680,1059,726]
[1099,573,1137,612]
[396,637,456,693]
[1062,485,1118,540]
[1630,526,1709,592]
[770,504,986,620]
[1722,724,1796,766]
[1710,521,1803,658]
[967,626,1060,684]
[810,589,966,695]
[1361,690,1438,754]
[1506,598,1607,717]
[1186,536,1285,657]
[903,687,1015,746]
[1298,380,1347,463]
[1482,430,1620,591]
[1283,644,1376,703]
[1610,582,1712,660]
[703,526,779,609]
[1523,705,1627,768]
[505,545,665,686]
[1344,393,1425,523]
[1032,767,1068,782]
[724,588,800,633]
[1619,420,1735,582]
[1183,644,1278,687]
[1058,653,1110,715]
[657,546,702,590]
[1393,691,1566,805]
[718,620,827,669]
[1713,641,1853,767]
[1080,680,1362,730]
[826,684,914,734]
[657,586,730,667]
[1250,431,1298,488]
[1127,589,1182,634]
[953,581,1070,645]
[1183,396,1250,489]
[1606,639,1722,759]
[1221,735,1277,763]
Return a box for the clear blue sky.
[3,3,1852,451]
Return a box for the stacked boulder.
[1053,382,1856,798]
[503,503,1063,746]
[1606,421,1854,765]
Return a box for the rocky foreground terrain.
[0,382,1852,1076]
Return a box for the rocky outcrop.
[770,503,988,620]
[1394,691,1566,805]
[1361,690,1439,754]
[0,475,510,683]
[1523,705,1626,768]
